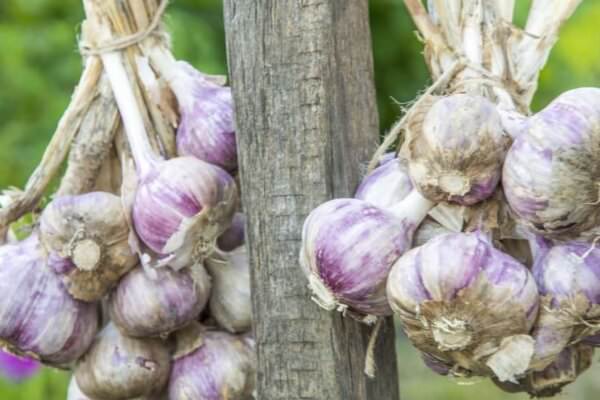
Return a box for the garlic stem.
[101,50,159,177]
[388,190,435,224]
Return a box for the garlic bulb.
[354,155,452,247]
[132,157,238,269]
[206,246,252,333]
[0,235,98,365]
[406,94,508,205]
[217,212,246,252]
[530,241,600,370]
[355,157,413,209]
[109,264,211,338]
[503,88,600,240]
[169,323,256,400]
[387,232,539,382]
[158,59,237,172]
[75,323,170,400]
[39,192,137,301]
[493,344,593,398]
[300,193,433,320]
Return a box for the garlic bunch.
[169,323,256,400]
[503,88,600,240]
[109,263,211,338]
[39,192,137,301]
[387,232,539,382]
[0,235,98,365]
[74,323,171,400]
[206,245,252,333]
[406,94,509,205]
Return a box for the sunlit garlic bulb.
[0,235,99,365]
[387,232,539,382]
[206,245,252,333]
[406,94,508,205]
[39,192,137,301]
[169,323,256,400]
[503,87,600,240]
[75,323,170,400]
[109,263,211,338]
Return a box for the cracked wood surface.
[223,1,399,399]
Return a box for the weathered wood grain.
[223,1,399,399]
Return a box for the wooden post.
[223,1,399,399]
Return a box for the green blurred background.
[0,0,599,399]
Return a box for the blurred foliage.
[0,0,599,399]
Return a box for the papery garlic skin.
[39,192,137,301]
[75,324,170,400]
[206,246,252,333]
[0,235,98,365]
[530,241,600,370]
[169,326,256,400]
[132,157,238,269]
[493,344,593,398]
[387,232,539,382]
[166,61,237,172]
[407,94,508,205]
[300,197,430,318]
[109,264,211,338]
[503,88,600,240]
[217,212,246,252]
[68,376,93,400]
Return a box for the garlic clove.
[39,192,137,301]
[205,245,252,333]
[109,263,211,338]
[75,323,170,400]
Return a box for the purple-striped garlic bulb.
[406,94,509,205]
[100,44,238,270]
[147,50,236,172]
[355,156,413,209]
[39,192,137,301]
[300,191,434,321]
[75,323,170,400]
[493,344,593,398]
[530,241,600,370]
[109,264,211,338]
[154,58,237,172]
[0,235,98,365]
[387,232,539,382]
[503,88,600,240]
[217,212,245,252]
[169,323,256,400]
[205,245,251,333]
